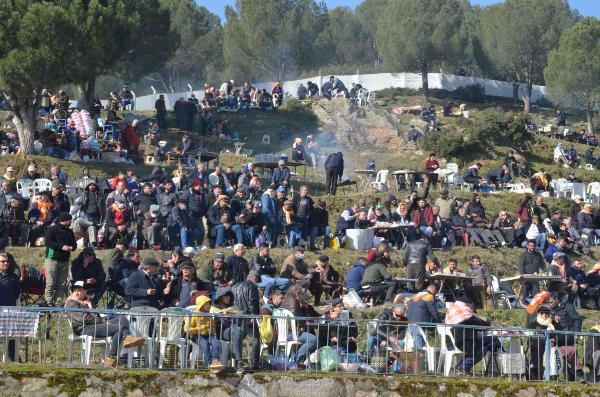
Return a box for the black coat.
[45,224,76,261]
[518,250,546,275]
[324,152,344,175]
[125,270,163,308]
[70,252,106,285]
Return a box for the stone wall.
[1,368,599,397]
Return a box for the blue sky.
[198,0,600,21]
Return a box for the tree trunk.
[523,81,532,114]
[421,66,429,98]
[9,96,38,154]
[586,104,595,135]
[512,80,519,106]
[78,78,96,111]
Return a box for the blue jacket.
[545,244,570,265]
[271,167,290,186]
[346,262,365,292]
[179,188,206,217]
[0,272,19,306]
[324,152,344,175]
[261,193,277,225]
[125,270,163,309]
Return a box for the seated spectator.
[484,164,512,190]
[280,246,313,287]
[1,195,29,247]
[199,253,232,293]
[547,253,570,297]
[28,191,55,244]
[367,303,407,358]
[467,206,505,248]
[210,287,241,370]
[72,180,104,247]
[65,281,145,368]
[446,296,500,374]
[168,262,204,308]
[567,260,599,309]
[272,160,291,190]
[493,211,516,247]
[251,244,290,301]
[281,285,319,367]
[125,258,164,309]
[346,257,367,294]
[523,215,547,251]
[532,196,550,221]
[309,200,330,250]
[292,138,306,162]
[545,237,569,264]
[225,244,250,285]
[406,125,422,144]
[319,299,358,353]
[530,168,552,195]
[142,205,164,249]
[361,251,397,304]
[310,255,342,306]
[279,199,303,248]
[257,89,273,110]
[185,295,224,372]
[462,162,483,190]
[208,195,244,248]
[104,198,132,248]
[335,203,358,235]
[411,197,434,237]
[70,247,106,307]
[578,203,600,242]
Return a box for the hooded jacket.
[70,251,106,286]
[74,182,104,223]
[185,295,215,337]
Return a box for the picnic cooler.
[392,351,424,375]
[346,228,374,250]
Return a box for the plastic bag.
[319,347,339,372]
[259,315,273,344]
[343,289,365,309]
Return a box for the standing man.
[403,230,436,291]
[292,185,313,241]
[324,152,344,196]
[518,239,547,298]
[155,94,167,129]
[44,213,77,306]
[0,253,20,361]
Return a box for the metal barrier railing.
[0,306,597,383]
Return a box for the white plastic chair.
[369,170,389,192]
[262,135,270,145]
[66,316,112,365]
[158,307,200,369]
[273,308,299,359]
[490,275,519,309]
[588,182,600,204]
[571,182,586,201]
[586,163,595,171]
[31,178,52,196]
[127,306,159,368]
[16,179,31,200]
[436,324,465,376]
[406,324,439,373]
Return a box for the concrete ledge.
[0,367,599,397]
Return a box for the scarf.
[36,201,54,221]
[536,314,555,330]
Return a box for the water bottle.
[441,237,447,249]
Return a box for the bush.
[375,87,422,98]
[420,108,533,159]
[430,84,486,103]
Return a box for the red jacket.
[425,159,439,173]
[514,207,532,223]
[122,126,140,150]
[412,206,435,228]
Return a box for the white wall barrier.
[125,72,548,111]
